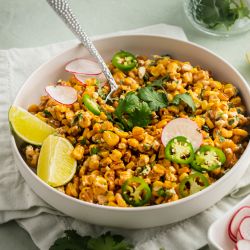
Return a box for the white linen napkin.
[0,23,249,250]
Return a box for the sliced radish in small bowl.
[228,206,250,242]
[237,230,243,241]
[161,118,203,150]
[239,216,250,240]
[65,58,102,75]
[45,85,77,105]
[236,240,250,250]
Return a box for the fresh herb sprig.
[114,92,152,130]
[172,93,196,112]
[50,230,133,250]
[192,0,250,29]
[114,82,169,130]
[138,87,168,111]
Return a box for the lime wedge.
[37,135,76,187]
[246,51,250,64]
[9,106,55,145]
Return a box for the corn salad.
[24,53,249,207]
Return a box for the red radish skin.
[161,118,203,150]
[228,206,250,242]
[239,216,250,240]
[65,58,102,75]
[45,85,77,105]
[236,240,250,250]
[237,230,243,241]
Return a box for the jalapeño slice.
[112,51,137,71]
[121,177,151,206]
[82,94,101,115]
[165,136,194,164]
[179,173,209,198]
[191,145,226,172]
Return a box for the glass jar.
[183,0,250,37]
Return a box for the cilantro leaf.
[72,113,83,125]
[114,92,139,119]
[114,92,152,130]
[172,93,196,112]
[129,101,152,127]
[138,87,168,111]
[49,230,91,250]
[50,231,134,250]
[90,147,100,155]
[88,232,133,250]
[43,109,51,117]
[148,75,169,88]
[123,92,141,113]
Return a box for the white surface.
[208,195,250,250]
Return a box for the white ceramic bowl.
[11,34,250,229]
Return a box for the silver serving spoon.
[47,0,118,102]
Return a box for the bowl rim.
[11,33,250,212]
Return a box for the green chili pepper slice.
[121,177,151,206]
[179,173,209,198]
[191,145,226,172]
[82,94,101,115]
[112,51,137,71]
[165,136,194,164]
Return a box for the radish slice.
[75,72,107,85]
[45,85,77,105]
[237,230,244,241]
[239,216,250,240]
[228,206,250,241]
[75,74,92,85]
[65,58,102,75]
[98,73,107,83]
[236,240,250,250]
[161,118,203,150]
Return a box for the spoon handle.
[47,0,118,101]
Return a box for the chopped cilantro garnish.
[172,93,196,112]
[80,138,87,145]
[148,75,169,89]
[228,119,235,125]
[114,92,152,130]
[43,109,51,117]
[72,113,83,125]
[90,147,100,155]
[128,101,152,127]
[138,87,168,111]
[219,136,226,142]
[157,188,174,198]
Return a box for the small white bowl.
[208,195,250,250]
[11,34,250,228]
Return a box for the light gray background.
[0,0,249,249]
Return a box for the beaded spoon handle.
[47,0,118,102]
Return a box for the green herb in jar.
[191,0,250,29]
